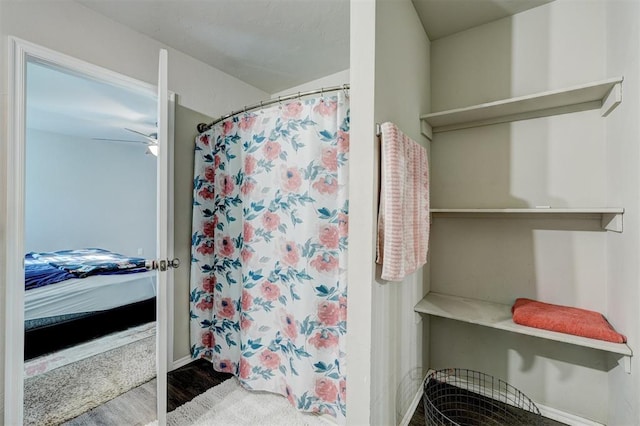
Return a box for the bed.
[24,248,157,360]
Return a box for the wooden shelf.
[414,292,632,358]
[430,208,624,232]
[420,77,623,136]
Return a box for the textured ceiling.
[78,0,351,94]
[412,0,554,41]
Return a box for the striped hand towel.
[376,122,430,281]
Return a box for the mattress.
[25,271,157,321]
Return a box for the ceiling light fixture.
[146,144,159,156]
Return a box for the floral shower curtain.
[190,92,349,421]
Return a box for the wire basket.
[423,369,541,426]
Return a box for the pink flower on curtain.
[263,141,281,160]
[196,242,214,256]
[282,241,300,266]
[241,291,253,311]
[311,253,338,273]
[309,331,339,349]
[339,380,346,401]
[239,358,252,379]
[261,281,280,301]
[222,120,234,136]
[201,331,215,347]
[312,176,338,195]
[196,298,213,311]
[245,155,257,175]
[219,236,235,258]
[281,312,298,340]
[241,248,253,263]
[337,131,349,153]
[259,350,281,370]
[239,114,257,131]
[202,276,216,293]
[315,378,338,403]
[221,175,235,196]
[283,101,303,118]
[262,211,280,231]
[282,167,302,192]
[337,213,348,237]
[214,155,221,169]
[218,298,236,319]
[244,222,255,242]
[204,166,216,182]
[199,134,210,146]
[313,100,338,116]
[203,220,216,238]
[240,315,252,331]
[318,301,339,326]
[321,147,338,171]
[319,225,339,249]
[241,181,256,195]
[198,187,215,200]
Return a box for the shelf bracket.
[601,82,622,117]
[602,212,623,233]
[619,355,632,374]
[420,119,433,141]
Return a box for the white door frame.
[4,36,175,425]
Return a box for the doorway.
[5,37,174,425]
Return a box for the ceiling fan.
[92,127,159,155]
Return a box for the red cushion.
[512,298,626,343]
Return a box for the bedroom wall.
[605,1,640,424]
[24,129,157,257]
[371,1,430,424]
[429,0,614,421]
[0,0,268,417]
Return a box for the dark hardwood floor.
[168,358,233,411]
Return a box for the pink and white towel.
[376,122,430,281]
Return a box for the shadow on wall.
[172,102,213,363]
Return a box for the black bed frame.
[24,297,156,360]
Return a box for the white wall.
[0,1,268,418]
[605,1,640,424]
[271,69,350,98]
[429,0,618,422]
[371,1,430,424]
[345,1,376,424]
[24,129,156,257]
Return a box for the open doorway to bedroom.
[22,57,159,425]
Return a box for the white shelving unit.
[420,77,623,138]
[430,208,624,232]
[414,292,632,370]
[417,77,632,373]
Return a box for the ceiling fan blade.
[124,127,157,142]
[91,137,150,144]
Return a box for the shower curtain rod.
[197,84,350,133]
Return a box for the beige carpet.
[24,335,156,426]
[148,377,331,426]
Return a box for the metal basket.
[423,369,541,426]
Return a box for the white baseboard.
[170,355,193,371]
[537,403,604,426]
